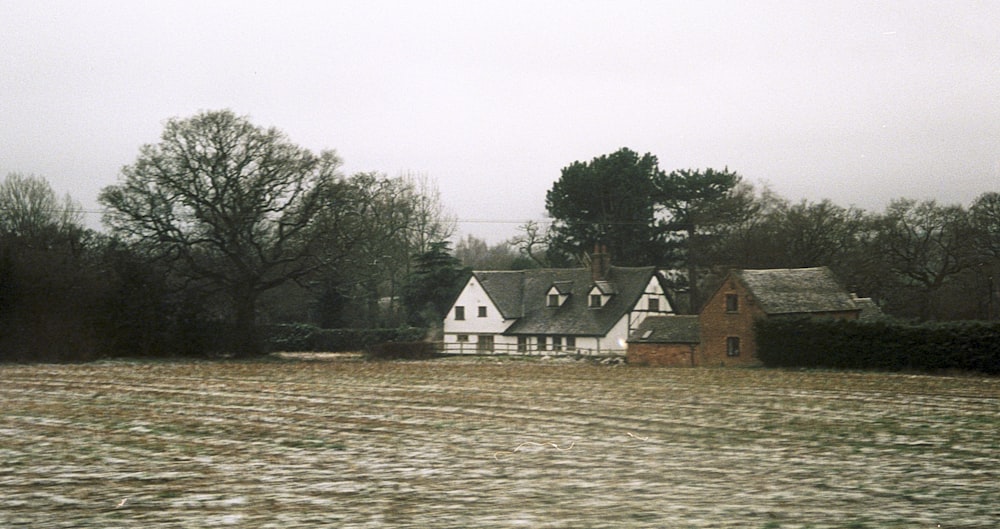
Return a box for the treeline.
[526,147,1000,320]
[0,162,464,361]
[3,131,998,362]
[756,318,1000,374]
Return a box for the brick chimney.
[591,244,611,282]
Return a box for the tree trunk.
[232,288,262,358]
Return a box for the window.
[548,294,560,307]
[725,294,739,313]
[566,336,576,350]
[455,306,465,320]
[478,306,487,318]
[517,336,527,352]
[477,334,494,352]
[590,294,603,308]
[552,336,563,351]
[537,335,547,351]
[457,334,469,342]
[648,297,660,312]
[727,337,741,357]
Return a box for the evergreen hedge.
[755,318,1000,374]
[264,324,427,353]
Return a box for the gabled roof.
[732,267,859,315]
[550,281,574,295]
[474,266,659,336]
[591,281,617,295]
[628,315,700,343]
[475,271,527,319]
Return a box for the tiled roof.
[476,271,527,319]
[475,266,659,336]
[628,315,700,343]
[733,267,859,315]
[551,281,574,295]
[592,281,617,295]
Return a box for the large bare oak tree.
[100,110,347,356]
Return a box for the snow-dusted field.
[1,356,997,528]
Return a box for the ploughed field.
[1,356,997,528]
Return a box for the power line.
[455,218,553,225]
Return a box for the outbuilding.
[627,266,876,366]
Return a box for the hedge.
[264,324,427,353]
[755,318,1000,375]
[364,341,440,361]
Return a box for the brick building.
[628,267,875,366]
[627,315,699,366]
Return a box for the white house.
[442,247,674,354]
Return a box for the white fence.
[436,341,625,358]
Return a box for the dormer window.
[547,282,572,308]
[588,281,615,309]
[590,294,603,308]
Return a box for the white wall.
[442,275,509,341]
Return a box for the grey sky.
[2,0,998,243]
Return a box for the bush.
[755,318,1000,375]
[264,324,427,353]
[363,341,440,361]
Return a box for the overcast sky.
[2,0,998,243]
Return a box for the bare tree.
[0,172,82,245]
[873,199,976,320]
[509,220,552,267]
[970,192,1000,319]
[99,110,347,356]
[399,172,456,255]
[971,192,1000,260]
[454,234,521,270]
[0,173,98,360]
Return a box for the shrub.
[364,341,440,361]
[755,318,1000,375]
[264,324,427,353]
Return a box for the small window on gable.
[455,306,465,320]
[478,306,487,318]
[590,294,603,308]
[548,294,560,307]
[648,297,660,312]
[725,294,739,313]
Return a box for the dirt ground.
[1,355,997,528]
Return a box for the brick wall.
[627,343,697,367]
[697,277,765,366]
